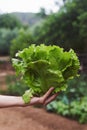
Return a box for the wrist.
[15,97,27,107]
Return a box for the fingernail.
[50,87,54,90]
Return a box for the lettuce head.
[12,44,80,103]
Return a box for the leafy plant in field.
[6,75,28,96]
[70,97,87,123]
[12,44,80,103]
[47,97,87,124]
[0,75,28,96]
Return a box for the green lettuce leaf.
[12,44,80,103]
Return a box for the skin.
[0,87,59,108]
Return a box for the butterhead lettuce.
[12,44,80,103]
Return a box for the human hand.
[29,87,59,106]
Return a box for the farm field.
[0,57,87,130]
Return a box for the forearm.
[0,95,26,108]
[0,95,40,108]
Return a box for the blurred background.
[0,0,87,130]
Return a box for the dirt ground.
[0,106,87,130]
[0,57,87,130]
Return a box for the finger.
[42,87,54,100]
[44,93,59,106]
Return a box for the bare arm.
[0,87,59,108]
